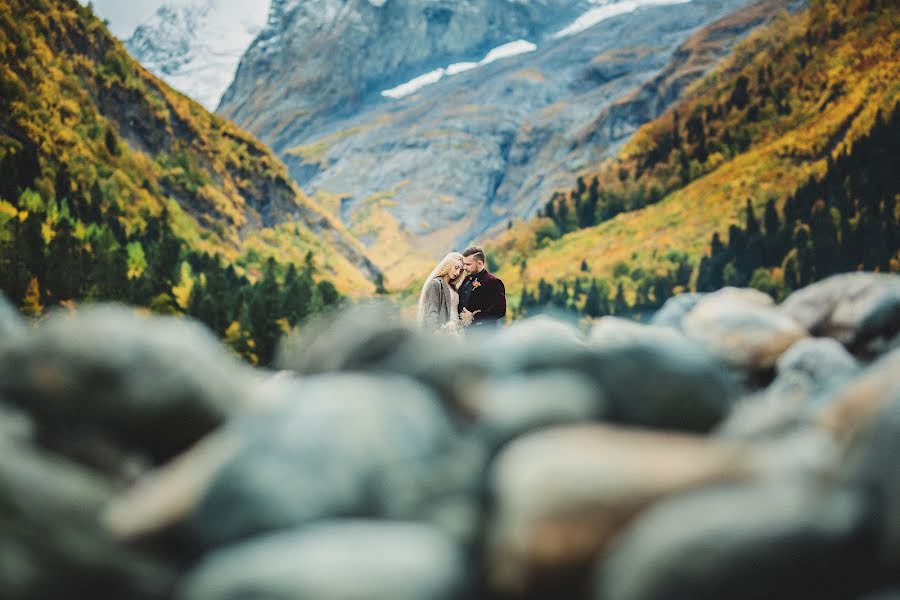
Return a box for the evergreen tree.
[44,216,84,303]
[613,282,628,315]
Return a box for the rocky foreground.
[1,272,899,600]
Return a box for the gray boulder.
[719,338,860,440]
[0,305,253,467]
[178,520,468,600]
[488,424,748,597]
[277,303,417,375]
[190,374,484,547]
[682,287,808,371]
[835,387,900,570]
[0,437,176,600]
[651,293,705,329]
[487,316,735,433]
[594,481,880,600]
[779,272,900,354]
[465,371,604,450]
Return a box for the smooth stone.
[488,424,748,596]
[0,437,176,599]
[817,347,900,446]
[0,305,252,465]
[590,335,735,433]
[682,287,808,370]
[834,390,900,569]
[0,400,34,443]
[718,338,860,440]
[178,521,467,600]
[483,316,587,374]
[190,374,483,547]
[486,316,735,433]
[651,293,706,329]
[588,316,685,348]
[465,371,605,450]
[594,481,879,600]
[373,333,493,418]
[276,303,416,374]
[780,272,900,353]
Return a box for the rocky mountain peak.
[126,0,270,110]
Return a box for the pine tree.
[613,282,628,315]
[44,216,83,304]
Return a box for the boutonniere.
[472,280,482,289]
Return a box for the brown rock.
[682,287,808,370]
[487,424,749,596]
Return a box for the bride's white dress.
[438,286,462,335]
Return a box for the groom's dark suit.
[459,269,506,326]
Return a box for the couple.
[416,245,506,335]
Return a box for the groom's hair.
[462,246,486,263]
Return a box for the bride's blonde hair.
[416,252,465,325]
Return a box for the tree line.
[0,191,341,365]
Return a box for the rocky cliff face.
[218,0,594,147]
[220,0,781,286]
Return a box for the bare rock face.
[219,0,594,146]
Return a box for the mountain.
[219,0,778,288]
[125,0,271,111]
[0,0,380,363]
[490,0,899,317]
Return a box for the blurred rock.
[189,374,484,547]
[0,437,176,600]
[588,317,684,347]
[102,430,243,543]
[744,427,841,481]
[177,521,468,600]
[780,273,900,354]
[834,389,900,570]
[490,316,734,433]
[594,481,880,600]
[682,287,808,371]
[591,335,735,433]
[817,347,900,446]
[466,371,604,450]
[719,338,860,440]
[0,291,26,344]
[374,333,493,418]
[650,293,705,329]
[484,316,587,374]
[0,305,253,469]
[488,424,748,597]
[277,303,416,375]
[0,400,34,443]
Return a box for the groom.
[459,246,506,327]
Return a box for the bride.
[416,252,474,334]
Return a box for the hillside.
[492,0,899,316]
[0,0,381,363]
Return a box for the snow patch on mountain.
[126,0,270,110]
[554,0,694,38]
[381,39,537,100]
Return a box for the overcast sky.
[82,0,200,39]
